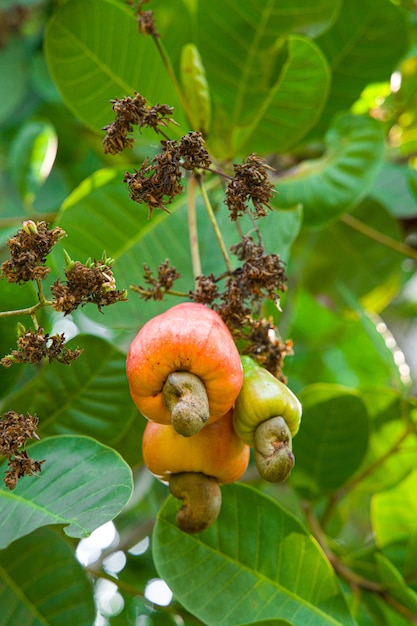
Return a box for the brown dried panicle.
[243,319,294,380]
[124,141,184,216]
[1,221,66,283]
[178,132,212,171]
[102,92,177,154]
[189,274,220,305]
[225,153,275,220]
[51,256,127,315]
[0,411,39,457]
[133,260,181,300]
[0,410,45,490]
[1,327,83,368]
[4,452,45,491]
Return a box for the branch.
[303,502,417,624]
[341,213,417,261]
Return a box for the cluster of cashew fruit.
[126,302,302,533]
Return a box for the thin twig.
[197,174,233,274]
[187,173,202,285]
[320,419,416,529]
[303,502,417,623]
[341,213,417,261]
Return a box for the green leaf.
[0,527,95,626]
[371,470,417,549]
[291,384,369,499]
[44,0,185,135]
[371,161,417,219]
[229,35,330,157]
[153,483,356,626]
[0,434,133,548]
[1,335,137,448]
[374,553,417,615]
[315,0,409,133]
[276,114,385,227]
[180,43,211,134]
[52,170,302,329]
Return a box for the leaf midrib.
[158,516,350,626]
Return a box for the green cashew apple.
[233,356,302,483]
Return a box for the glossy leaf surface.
[276,114,385,227]
[291,384,369,499]
[1,335,136,447]
[0,435,133,548]
[153,483,357,626]
[44,0,185,134]
[0,528,95,626]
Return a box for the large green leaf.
[275,114,385,227]
[0,335,137,447]
[44,0,185,135]
[0,435,133,548]
[371,470,417,549]
[229,36,330,157]
[0,527,95,626]
[153,483,357,626]
[315,0,409,133]
[155,0,336,157]
[52,169,302,329]
[291,384,369,499]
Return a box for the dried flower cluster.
[1,327,83,368]
[189,236,289,377]
[102,92,177,154]
[124,132,211,217]
[103,87,292,378]
[51,255,127,315]
[125,0,159,37]
[0,411,45,490]
[1,221,65,283]
[225,154,275,220]
[133,260,181,301]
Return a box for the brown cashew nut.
[253,416,295,483]
[233,356,301,482]
[163,371,210,437]
[142,410,250,532]
[169,472,222,534]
